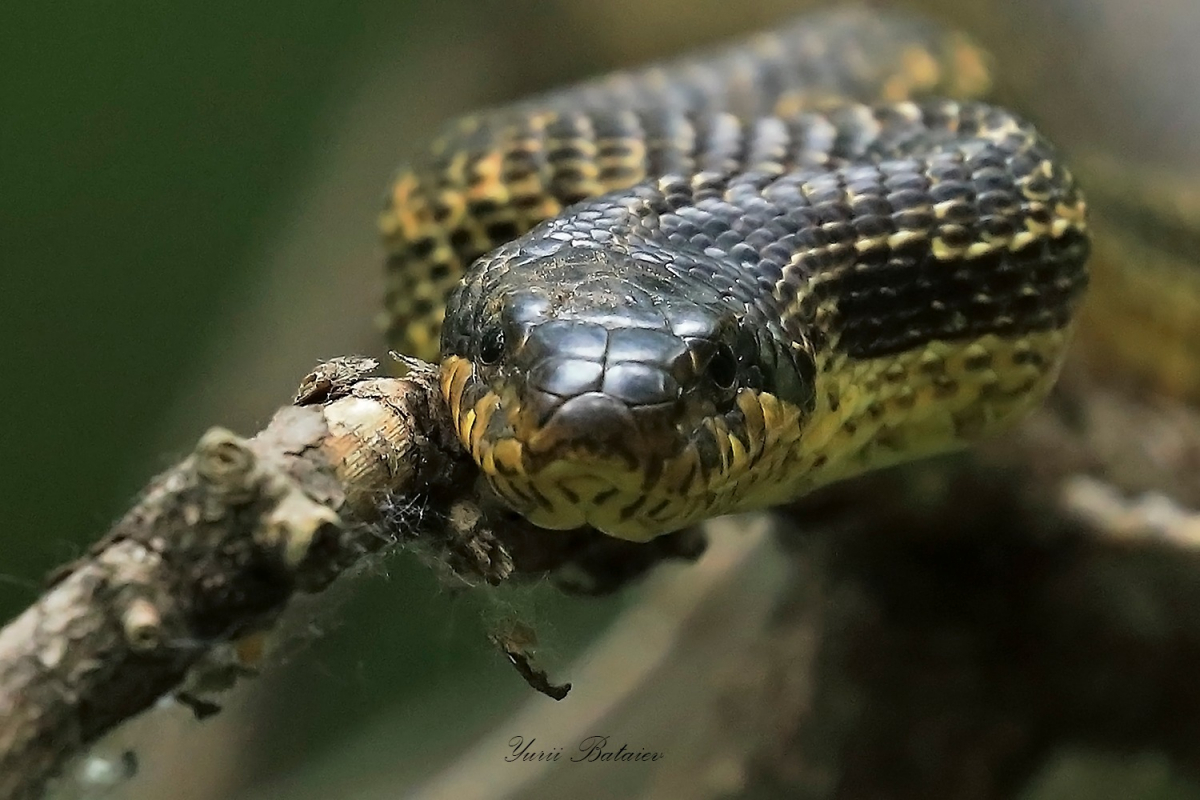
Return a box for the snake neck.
[775,326,1077,502]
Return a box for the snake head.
[440,241,814,541]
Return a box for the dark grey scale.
[636,107,697,178]
[501,116,552,189]
[939,201,982,227]
[750,171,805,208]
[664,209,705,250]
[928,159,975,188]
[499,144,541,186]
[887,185,933,217]
[927,177,975,205]
[686,230,715,254]
[744,117,795,174]
[407,236,439,260]
[978,212,1019,241]
[885,168,933,194]
[543,113,598,204]
[724,236,763,267]
[1006,149,1047,186]
[782,113,838,167]
[938,224,978,250]
[962,150,1013,182]
[448,227,475,252]
[762,208,804,242]
[844,167,892,200]
[1024,202,1056,229]
[592,111,646,186]
[803,176,853,212]
[692,114,746,178]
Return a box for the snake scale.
[380,6,1092,541]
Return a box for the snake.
[379,6,1092,542]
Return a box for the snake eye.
[478,326,505,365]
[709,343,739,391]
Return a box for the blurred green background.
[4,0,1200,798]
[2,0,407,604]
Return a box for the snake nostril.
[709,343,739,390]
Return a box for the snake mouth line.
[474,414,705,540]
[519,393,683,475]
[443,356,687,472]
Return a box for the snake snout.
[517,322,692,466]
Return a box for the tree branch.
[0,356,700,800]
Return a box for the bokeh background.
[3,0,1199,798]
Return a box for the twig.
[0,358,430,800]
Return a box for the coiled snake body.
[381,7,1090,541]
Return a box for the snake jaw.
[439,352,770,540]
[441,350,817,540]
